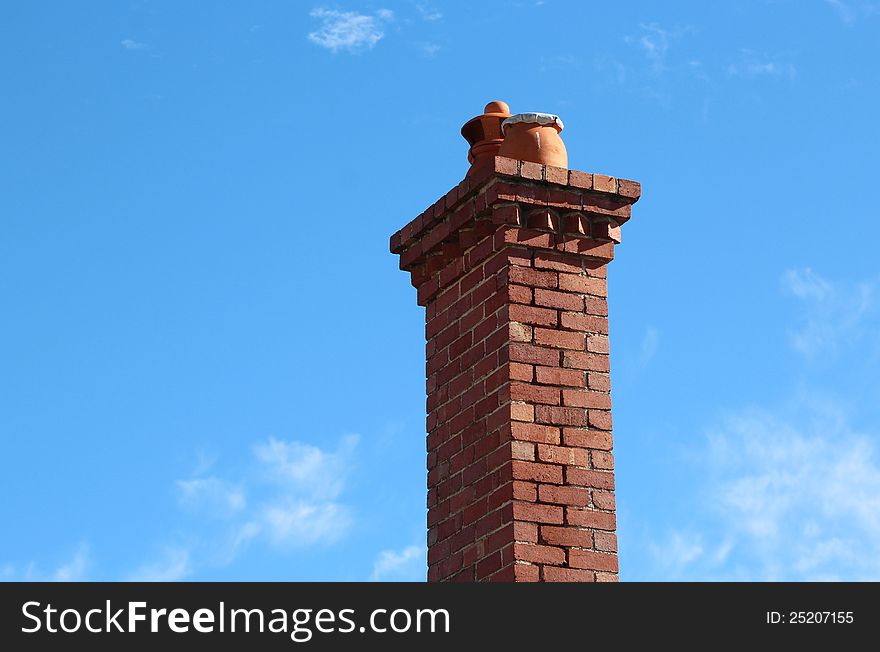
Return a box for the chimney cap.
[482,100,510,115]
[502,112,564,134]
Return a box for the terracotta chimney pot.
[461,100,512,174]
[499,112,568,169]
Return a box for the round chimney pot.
[498,111,568,169]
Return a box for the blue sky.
[1,1,878,582]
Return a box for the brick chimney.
[390,102,641,582]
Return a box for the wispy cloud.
[419,42,441,58]
[648,392,880,581]
[727,49,796,79]
[177,477,246,516]
[164,433,359,574]
[2,543,91,581]
[307,8,393,53]
[625,23,693,74]
[782,268,875,358]
[128,547,192,582]
[371,545,426,581]
[53,543,90,581]
[824,0,880,23]
[120,39,147,51]
[414,2,442,21]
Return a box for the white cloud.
[263,501,352,548]
[128,547,192,582]
[825,0,880,23]
[703,397,880,580]
[177,477,246,516]
[727,50,796,79]
[371,545,426,581]
[52,543,90,581]
[254,434,358,500]
[639,327,659,367]
[2,544,91,582]
[307,8,392,53]
[415,2,442,21]
[121,39,147,51]
[625,23,692,74]
[420,42,441,58]
[650,393,880,581]
[782,268,875,358]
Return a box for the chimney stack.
[390,101,641,581]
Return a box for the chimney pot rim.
[502,112,564,134]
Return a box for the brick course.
[391,156,640,582]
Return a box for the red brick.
[511,402,534,422]
[535,405,587,427]
[513,542,565,565]
[508,304,557,327]
[509,362,533,382]
[584,297,607,316]
[534,289,583,312]
[562,389,612,409]
[562,351,609,371]
[591,450,614,470]
[587,372,611,392]
[513,563,541,582]
[508,284,532,304]
[511,441,535,461]
[510,422,561,445]
[535,366,584,387]
[509,343,560,367]
[592,174,618,194]
[618,178,641,199]
[512,480,537,502]
[541,525,593,548]
[560,313,608,334]
[566,468,615,490]
[566,509,616,530]
[594,532,618,552]
[509,267,558,289]
[512,502,564,524]
[588,410,612,431]
[537,484,590,507]
[569,549,618,572]
[558,273,606,295]
[533,252,582,274]
[510,381,560,405]
[536,443,589,466]
[592,490,616,510]
[512,460,563,484]
[514,521,538,543]
[587,335,610,354]
[568,170,593,190]
[543,567,596,582]
[535,328,585,350]
[521,161,544,180]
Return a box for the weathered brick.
[534,288,583,312]
[569,549,618,572]
[535,328,585,350]
[537,484,590,507]
[509,304,557,327]
[509,266,558,289]
[512,502,564,524]
[535,366,584,387]
[512,460,563,484]
[566,508,616,530]
[541,525,593,548]
[535,405,587,427]
[562,389,612,409]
